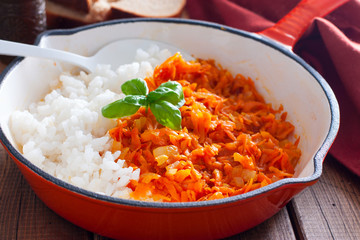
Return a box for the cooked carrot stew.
[108,53,301,202]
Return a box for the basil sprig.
[101,78,185,130]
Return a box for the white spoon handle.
[0,39,91,71]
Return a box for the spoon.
[0,38,193,72]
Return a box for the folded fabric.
[186,0,360,176]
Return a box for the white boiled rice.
[10,45,172,199]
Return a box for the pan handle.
[259,0,350,48]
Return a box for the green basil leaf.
[150,101,182,130]
[158,81,185,107]
[147,87,177,103]
[121,78,148,96]
[147,82,185,108]
[102,99,140,118]
[102,80,184,129]
[159,81,184,96]
[123,95,147,106]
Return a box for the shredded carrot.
[109,53,301,202]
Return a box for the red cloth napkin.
[186,0,360,176]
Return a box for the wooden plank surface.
[0,144,297,240]
[0,142,360,240]
[290,155,360,240]
[0,147,92,240]
[3,141,360,240]
[3,144,360,240]
[227,208,296,240]
[1,137,359,240]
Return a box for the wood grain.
[2,142,360,240]
[226,207,296,240]
[0,146,23,239]
[0,146,92,240]
[1,143,296,240]
[290,155,360,240]
[2,141,360,240]
[0,131,360,240]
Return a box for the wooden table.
[1,144,360,240]
[1,64,360,240]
